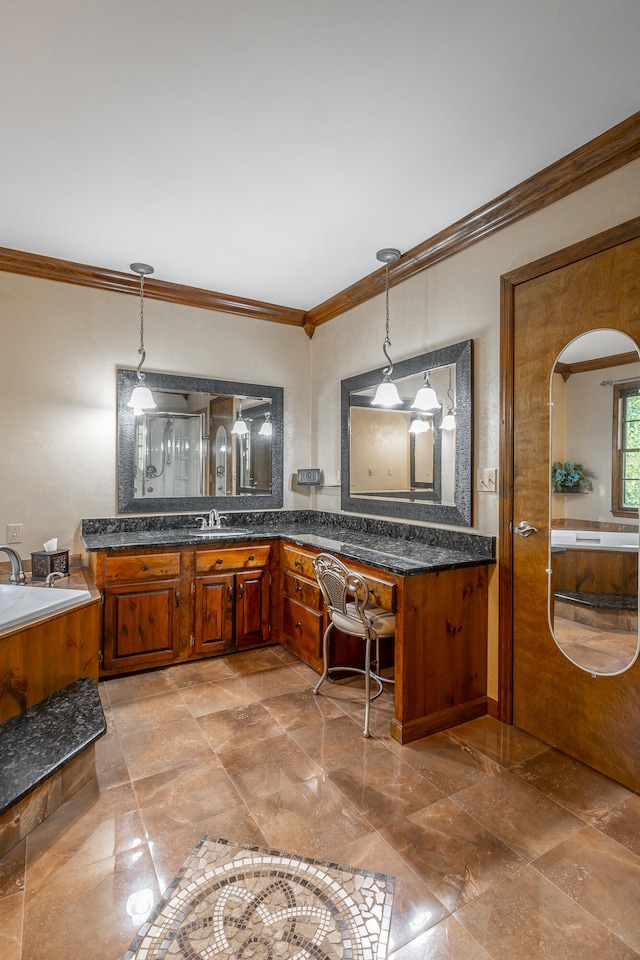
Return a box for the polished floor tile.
[3,643,640,960]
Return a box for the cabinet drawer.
[282,545,317,580]
[104,552,181,584]
[283,595,323,662]
[283,572,322,610]
[362,574,396,612]
[196,545,271,574]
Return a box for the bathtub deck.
[554,589,638,611]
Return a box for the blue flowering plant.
[551,460,596,493]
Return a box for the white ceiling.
[2,1,640,311]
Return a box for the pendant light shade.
[409,416,431,434]
[127,262,156,415]
[371,247,402,407]
[372,376,401,407]
[411,371,441,411]
[259,412,272,436]
[231,403,249,436]
[440,411,456,430]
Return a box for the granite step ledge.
[0,677,106,856]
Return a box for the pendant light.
[372,248,402,407]
[411,370,441,411]
[409,416,431,434]
[127,262,157,415]
[440,367,456,430]
[231,402,249,436]
[259,412,272,436]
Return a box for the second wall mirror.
[341,339,473,526]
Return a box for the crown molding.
[0,247,307,329]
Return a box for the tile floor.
[2,644,640,960]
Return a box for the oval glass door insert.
[548,328,640,676]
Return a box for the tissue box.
[30,549,69,581]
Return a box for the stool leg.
[363,635,372,737]
[313,621,333,695]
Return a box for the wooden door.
[103,579,181,669]
[235,568,269,647]
[502,222,640,790]
[194,574,234,654]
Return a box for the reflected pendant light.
[409,416,431,434]
[440,367,456,430]
[372,248,402,407]
[127,263,157,415]
[259,412,272,436]
[231,402,249,436]
[412,370,441,411]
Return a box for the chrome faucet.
[195,510,223,530]
[0,545,27,584]
[45,571,66,587]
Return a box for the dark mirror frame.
[341,339,473,526]
[117,368,284,514]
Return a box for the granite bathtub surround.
[0,678,106,857]
[81,510,495,577]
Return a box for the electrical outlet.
[7,523,22,543]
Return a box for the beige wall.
[0,275,312,558]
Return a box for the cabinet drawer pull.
[294,560,302,567]
[249,554,255,560]
[295,583,301,592]
[238,583,245,599]
[216,558,223,564]
[294,621,301,629]
[227,586,233,601]
[141,564,149,571]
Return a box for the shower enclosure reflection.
[136,413,205,498]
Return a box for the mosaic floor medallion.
[122,835,395,960]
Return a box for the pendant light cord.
[136,271,147,382]
[382,262,393,377]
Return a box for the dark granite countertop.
[82,511,495,577]
[0,677,106,816]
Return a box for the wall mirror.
[117,369,284,513]
[548,328,640,676]
[341,339,473,525]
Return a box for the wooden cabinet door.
[103,578,181,670]
[194,574,234,655]
[235,568,269,647]
[282,595,323,668]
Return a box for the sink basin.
[190,527,250,537]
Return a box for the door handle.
[514,520,539,537]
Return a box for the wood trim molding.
[1,112,639,337]
[306,111,640,329]
[0,247,308,330]
[498,213,640,725]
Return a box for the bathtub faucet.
[0,545,27,584]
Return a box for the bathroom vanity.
[83,514,494,744]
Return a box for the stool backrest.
[313,553,371,631]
